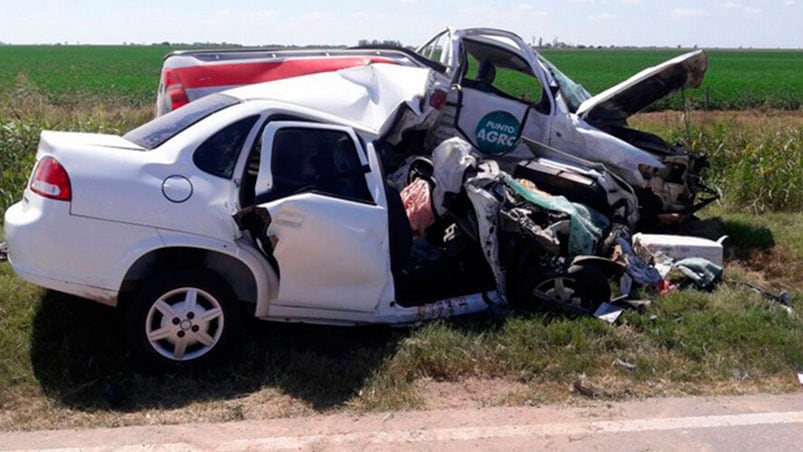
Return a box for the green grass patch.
[0,46,169,107]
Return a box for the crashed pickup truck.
[157,27,718,223]
[4,63,626,369]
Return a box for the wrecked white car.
[4,63,623,369]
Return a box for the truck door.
[253,122,390,313]
[451,39,553,159]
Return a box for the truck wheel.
[532,264,610,315]
[512,263,610,315]
[124,269,242,370]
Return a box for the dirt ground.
[1,393,801,451]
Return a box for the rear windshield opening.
[125,94,240,149]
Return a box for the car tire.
[513,264,610,315]
[124,269,242,370]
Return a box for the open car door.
[253,121,391,313]
[451,36,553,158]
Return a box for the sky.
[0,0,801,48]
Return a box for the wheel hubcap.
[534,277,584,308]
[145,287,224,361]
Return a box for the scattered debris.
[612,296,652,312]
[613,358,637,372]
[673,257,723,290]
[593,303,625,323]
[726,278,794,316]
[0,241,7,262]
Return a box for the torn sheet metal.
[465,164,507,298]
[503,175,609,256]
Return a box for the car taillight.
[429,89,448,110]
[163,68,189,111]
[30,156,71,201]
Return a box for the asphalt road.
[1,393,801,451]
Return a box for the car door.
[451,38,553,159]
[253,121,390,313]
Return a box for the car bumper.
[4,193,161,306]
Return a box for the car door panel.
[254,122,390,313]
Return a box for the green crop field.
[0,45,170,107]
[540,48,803,110]
[0,45,801,110]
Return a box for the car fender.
[551,114,665,187]
[119,230,279,317]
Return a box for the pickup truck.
[156,27,717,223]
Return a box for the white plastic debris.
[633,233,726,266]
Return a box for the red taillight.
[163,68,189,111]
[30,156,71,201]
[429,89,448,110]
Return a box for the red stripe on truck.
[172,57,396,89]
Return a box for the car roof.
[224,63,433,135]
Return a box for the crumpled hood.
[577,50,708,123]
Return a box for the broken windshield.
[538,56,592,113]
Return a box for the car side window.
[461,42,551,115]
[271,128,372,203]
[193,115,259,179]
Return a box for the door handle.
[277,212,304,226]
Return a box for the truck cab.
[415,27,716,220]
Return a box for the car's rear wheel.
[124,269,242,370]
